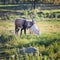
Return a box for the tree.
[33,0,38,9]
[15,0,19,4]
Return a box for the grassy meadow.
[0,6,60,60]
[0,19,60,60]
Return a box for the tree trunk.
[33,0,36,9]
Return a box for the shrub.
[57,15,60,18]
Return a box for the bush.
[57,15,60,18]
[37,12,44,17]
[0,32,16,44]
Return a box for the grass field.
[0,19,60,60]
[0,4,60,59]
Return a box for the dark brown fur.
[15,18,34,37]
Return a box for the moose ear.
[32,19,35,24]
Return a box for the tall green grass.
[0,31,60,60]
[0,18,60,60]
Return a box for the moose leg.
[24,29,26,35]
[20,28,23,38]
[15,25,19,35]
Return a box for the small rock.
[19,47,38,55]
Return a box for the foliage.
[0,0,60,4]
[0,9,60,20]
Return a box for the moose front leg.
[20,28,24,38]
[24,29,26,35]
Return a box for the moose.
[15,18,34,37]
[15,18,40,38]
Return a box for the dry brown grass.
[36,22,60,34]
[0,21,60,34]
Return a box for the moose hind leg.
[20,28,23,38]
[16,29,19,35]
[15,25,19,35]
